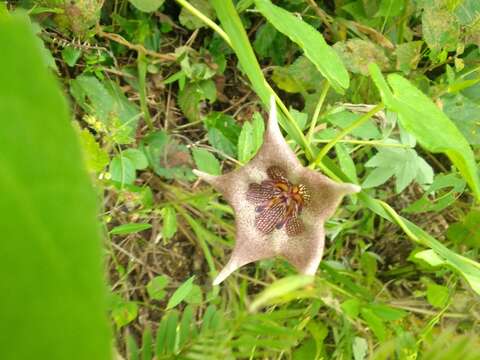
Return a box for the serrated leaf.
[109,155,136,185]
[192,147,221,175]
[70,75,140,144]
[61,45,81,67]
[146,275,170,300]
[123,148,148,170]
[141,131,195,181]
[77,127,109,172]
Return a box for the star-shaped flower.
[194,96,360,285]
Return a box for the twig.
[96,26,177,62]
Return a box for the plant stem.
[175,0,232,47]
[307,81,330,143]
[309,103,384,168]
[137,52,153,131]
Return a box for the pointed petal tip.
[193,169,219,185]
[212,259,240,286]
[333,181,361,195]
[268,95,277,125]
[346,183,362,194]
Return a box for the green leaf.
[442,93,480,145]
[178,80,216,122]
[426,282,450,309]
[141,131,195,181]
[333,39,389,76]
[179,0,215,30]
[77,127,109,173]
[362,166,395,189]
[70,75,140,144]
[386,74,480,200]
[128,0,165,12]
[110,223,152,235]
[109,155,136,185]
[335,144,358,184]
[166,276,196,310]
[254,0,349,91]
[123,148,148,170]
[249,275,314,312]
[238,113,265,163]
[375,0,404,17]
[0,14,110,360]
[184,284,203,304]
[271,56,324,93]
[414,249,445,267]
[326,110,381,139]
[367,304,407,321]
[394,41,422,74]
[341,299,361,318]
[360,308,386,341]
[161,205,178,241]
[127,332,139,360]
[178,305,196,347]
[192,148,221,175]
[422,3,459,52]
[61,45,81,67]
[446,210,480,248]
[353,337,368,360]
[141,325,153,360]
[146,275,170,301]
[111,296,138,328]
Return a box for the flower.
[194,96,360,285]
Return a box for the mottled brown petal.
[255,201,286,234]
[267,166,287,180]
[246,183,279,204]
[286,217,304,236]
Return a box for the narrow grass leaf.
[167,275,196,310]
[142,325,153,360]
[161,205,178,241]
[110,223,152,235]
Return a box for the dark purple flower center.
[246,166,309,236]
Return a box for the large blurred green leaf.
[0,14,110,360]
[254,0,349,92]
